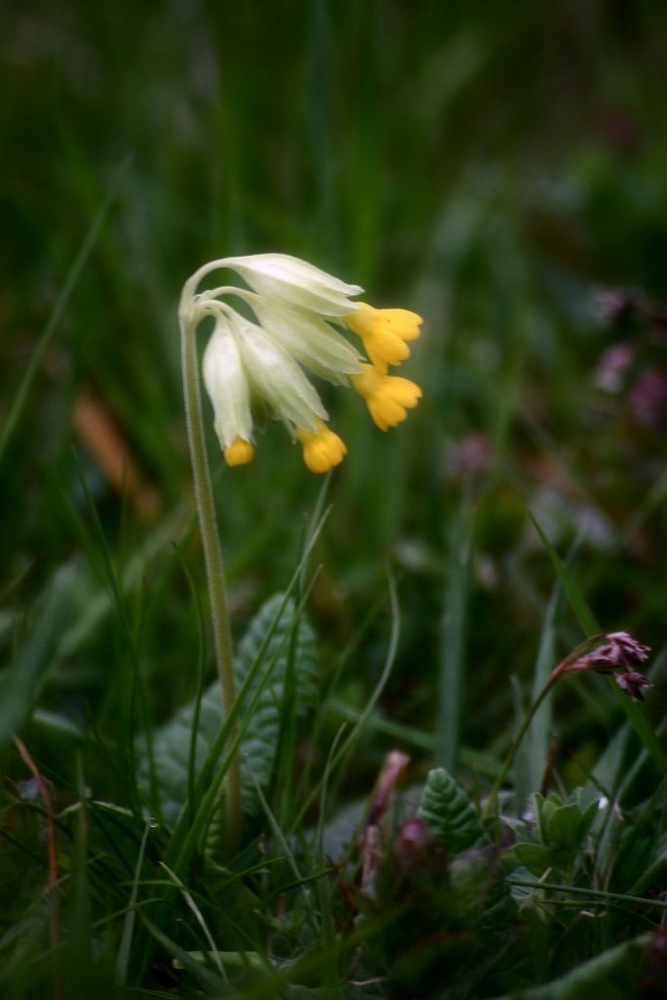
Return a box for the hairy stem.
[179,300,241,853]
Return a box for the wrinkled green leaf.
[418,767,488,854]
[137,594,318,825]
[234,593,318,808]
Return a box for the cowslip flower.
[179,253,423,472]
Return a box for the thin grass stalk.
[163,509,332,880]
[531,514,667,772]
[436,492,474,772]
[13,736,61,1000]
[115,819,152,987]
[0,154,132,466]
[518,581,561,807]
[485,672,559,820]
[289,567,401,833]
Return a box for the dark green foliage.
[486,933,650,1000]
[3,0,667,996]
[514,790,599,879]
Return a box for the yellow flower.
[224,438,254,466]
[296,420,348,474]
[344,303,423,373]
[351,364,422,431]
[182,253,424,473]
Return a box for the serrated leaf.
[418,770,516,931]
[418,767,488,854]
[234,594,318,809]
[137,594,318,827]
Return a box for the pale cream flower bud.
[202,321,254,461]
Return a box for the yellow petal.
[223,438,255,466]
[373,307,423,341]
[296,420,348,474]
[351,364,422,431]
[344,303,423,371]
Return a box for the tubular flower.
[296,420,348,474]
[232,313,328,433]
[202,322,254,460]
[179,253,423,472]
[222,253,363,316]
[351,364,423,431]
[249,299,363,384]
[343,303,423,373]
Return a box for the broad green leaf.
[137,594,318,825]
[545,802,585,851]
[513,843,552,877]
[234,593,318,808]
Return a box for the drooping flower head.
[179,253,423,472]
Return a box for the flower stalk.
[178,251,423,852]
[485,631,651,819]
[179,297,242,853]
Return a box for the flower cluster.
[179,254,423,473]
[554,631,652,701]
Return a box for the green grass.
[3,1,667,996]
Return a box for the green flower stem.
[484,635,626,820]
[179,290,241,854]
[484,669,563,820]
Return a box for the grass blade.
[530,513,667,772]
[0,154,132,466]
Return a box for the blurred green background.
[3,0,667,768]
